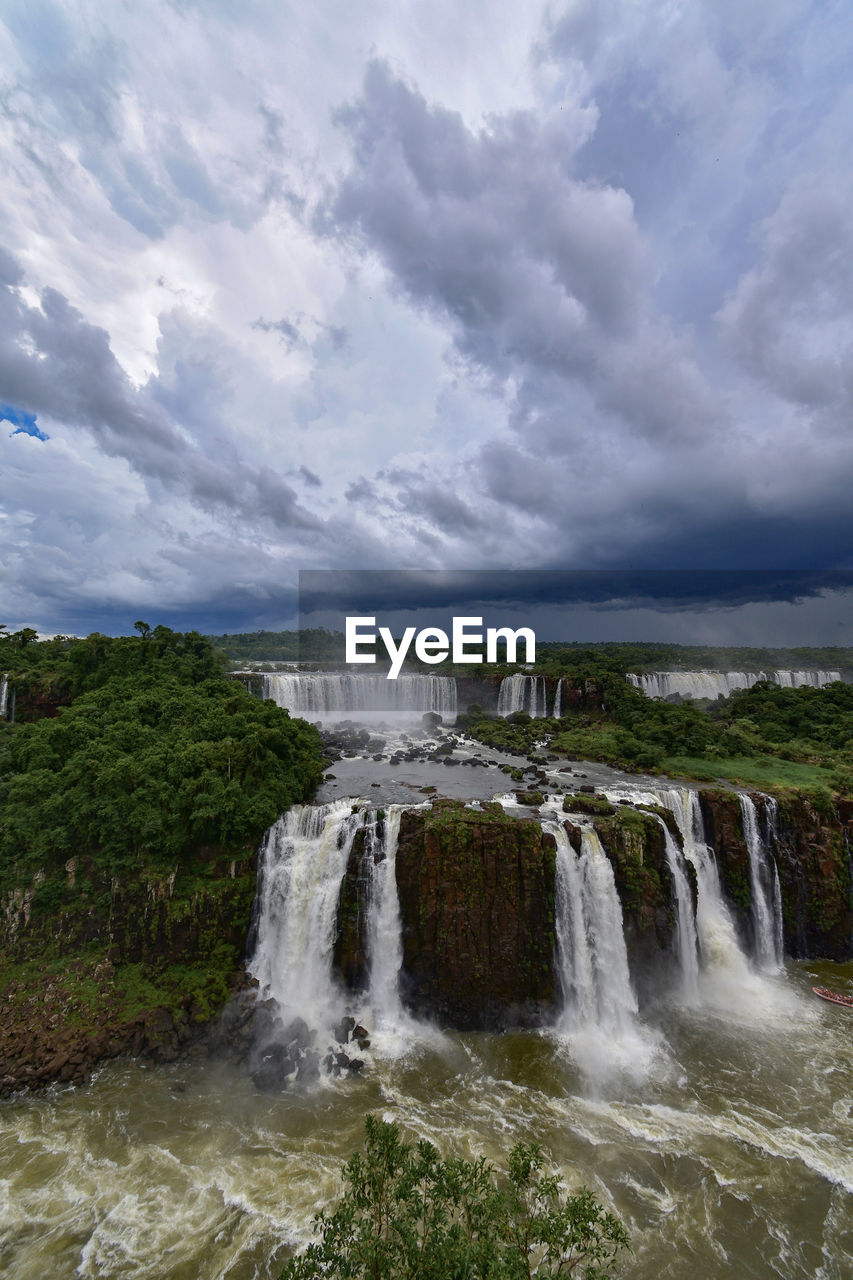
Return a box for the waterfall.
[261,672,457,720]
[739,795,784,971]
[549,822,638,1032]
[364,806,408,1031]
[249,800,364,1027]
[0,674,7,720]
[654,816,700,998]
[627,670,842,700]
[553,678,562,718]
[497,674,547,717]
[652,789,757,987]
[249,800,417,1048]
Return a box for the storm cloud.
[1,1,852,635]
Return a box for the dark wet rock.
[334,1015,356,1044]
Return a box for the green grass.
[661,754,834,789]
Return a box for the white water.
[548,820,663,1082]
[655,816,700,999]
[628,670,842,700]
[497,673,547,717]
[248,800,364,1028]
[740,794,785,971]
[249,800,431,1052]
[0,672,7,719]
[766,798,786,963]
[261,672,457,721]
[553,677,562,717]
[602,786,766,1009]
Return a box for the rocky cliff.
[392,800,557,1030]
[0,849,256,1093]
[700,790,853,960]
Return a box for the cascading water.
[249,800,364,1028]
[249,800,425,1056]
[739,794,784,971]
[654,816,700,998]
[545,819,664,1081]
[363,805,421,1040]
[261,672,457,720]
[553,678,562,718]
[603,785,755,994]
[764,798,786,963]
[551,822,638,1030]
[497,673,547,717]
[627,670,842,700]
[0,673,7,720]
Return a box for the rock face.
[700,790,853,960]
[769,794,852,959]
[0,849,257,1095]
[333,825,373,991]
[393,801,557,1030]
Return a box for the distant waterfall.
[548,822,638,1032]
[739,795,784,971]
[249,800,413,1036]
[497,674,547,717]
[261,672,457,720]
[0,674,7,720]
[553,678,562,718]
[628,670,842,700]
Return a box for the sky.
[1,0,853,640]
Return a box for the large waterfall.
[249,800,364,1027]
[261,672,457,720]
[628,670,842,700]
[0,674,7,720]
[497,673,548,717]
[546,819,665,1081]
[549,822,638,1031]
[249,800,418,1045]
[739,794,784,971]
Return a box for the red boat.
[812,986,853,1009]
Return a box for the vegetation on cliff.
[280,1115,629,1280]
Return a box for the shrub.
[280,1115,629,1279]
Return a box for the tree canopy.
[281,1115,629,1280]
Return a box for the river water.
[3,959,851,1279]
[2,694,852,1278]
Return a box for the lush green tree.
[280,1116,629,1280]
[0,632,325,887]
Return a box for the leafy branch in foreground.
[280,1115,629,1279]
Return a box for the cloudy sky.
[1,0,852,637]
